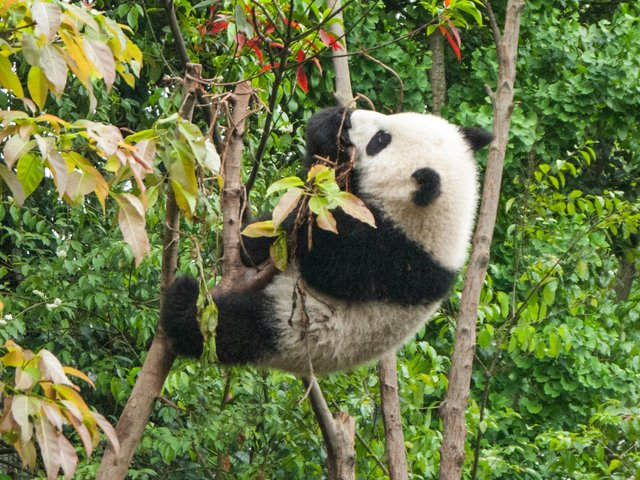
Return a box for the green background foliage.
[1,0,638,478]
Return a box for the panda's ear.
[460,127,493,152]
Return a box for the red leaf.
[248,40,264,64]
[235,32,247,50]
[444,0,451,6]
[297,66,308,93]
[319,29,342,51]
[296,49,305,62]
[210,20,228,35]
[282,17,300,29]
[447,19,462,49]
[311,57,322,74]
[439,25,461,61]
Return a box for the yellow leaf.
[0,56,24,98]
[52,385,90,414]
[63,367,95,388]
[316,209,337,233]
[59,29,93,85]
[242,220,279,238]
[27,66,48,109]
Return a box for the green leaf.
[16,153,44,199]
[27,66,48,109]
[270,234,288,271]
[316,209,337,233]
[266,176,305,196]
[242,220,278,238]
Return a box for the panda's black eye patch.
[366,130,392,156]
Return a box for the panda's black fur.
[161,107,492,374]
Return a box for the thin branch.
[359,51,404,112]
[481,1,502,48]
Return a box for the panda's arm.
[241,209,298,267]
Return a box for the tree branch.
[97,63,203,480]
[439,1,525,479]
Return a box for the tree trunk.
[97,63,202,480]
[439,2,525,479]
[614,253,635,302]
[428,33,446,116]
[379,353,409,480]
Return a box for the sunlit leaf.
[0,56,24,98]
[116,193,150,266]
[242,220,278,238]
[266,176,305,196]
[11,395,39,443]
[38,350,73,386]
[83,38,116,91]
[273,188,303,229]
[27,66,48,109]
[39,44,68,95]
[0,163,26,206]
[336,191,376,227]
[63,367,95,388]
[32,0,62,41]
[3,135,36,170]
[34,414,62,480]
[316,209,337,233]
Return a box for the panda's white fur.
[348,110,479,270]
[161,108,490,375]
[257,266,440,374]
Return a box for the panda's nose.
[411,167,441,206]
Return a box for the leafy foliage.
[0,0,639,478]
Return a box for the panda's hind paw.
[160,276,204,358]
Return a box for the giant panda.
[161,107,492,375]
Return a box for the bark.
[428,33,446,116]
[327,0,354,106]
[304,378,356,480]
[614,253,635,302]
[439,2,525,479]
[379,353,409,480]
[97,63,202,480]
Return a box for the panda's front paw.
[412,167,441,206]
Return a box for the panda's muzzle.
[412,167,441,206]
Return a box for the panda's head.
[305,107,492,270]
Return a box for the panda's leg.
[214,288,279,365]
[160,276,204,357]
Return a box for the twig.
[359,51,404,113]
